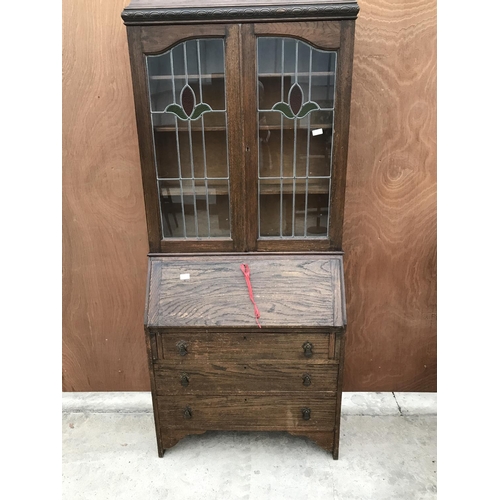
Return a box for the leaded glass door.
[257,37,336,240]
[127,25,244,252]
[240,22,351,252]
[127,22,352,253]
[147,39,231,241]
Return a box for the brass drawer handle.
[183,406,192,419]
[176,341,188,356]
[302,408,311,421]
[302,341,313,357]
[302,374,312,386]
[180,373,190,387]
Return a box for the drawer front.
[154,361,338,394]
[158,394,336,431]
[158,332,332,362]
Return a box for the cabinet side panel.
[333,334,346,459]
[127,26,163,252]
[145,327,164,457]
[330,20,355,250]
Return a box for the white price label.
[312,128,323,136]
[179,273,190,280]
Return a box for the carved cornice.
[121,3,359,25]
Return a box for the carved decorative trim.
[121,3,359,25]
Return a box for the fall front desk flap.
[146,254,346,329]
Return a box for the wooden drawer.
[154,360,338,394]
[158,332,333,362]
[157,394,336,431]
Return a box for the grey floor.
[62,392,436,500]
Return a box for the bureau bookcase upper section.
[123,1,358,253]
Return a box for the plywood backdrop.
[62,0,436,392]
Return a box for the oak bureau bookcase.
[121,0,359,460]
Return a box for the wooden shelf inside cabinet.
[154,126,227,132]
[154,124,333,132]
[150,73,225,80]
[258,71,336,78]
[161,177,330,197]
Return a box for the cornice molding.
[122,3,360,25]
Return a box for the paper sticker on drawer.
[312,129,323,136]
[179,273,190,280]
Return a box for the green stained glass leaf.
[165,103,189,120]
[296,101,320,119]
[272,102,294,119]
[190,103,213,120]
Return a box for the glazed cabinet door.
[241,22,356,251]
[127,25,245,252]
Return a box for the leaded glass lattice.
[147,39,230,239]
[257,37,337,238]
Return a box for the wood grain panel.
[254,21,341,50]
[62,0,150,390]
[159,332,331,362]
[342,0,437,391]
[154,360,338,394]
[141,24,227,54]
[148,255,343,328]
[158,394,337,430]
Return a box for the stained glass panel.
[147,39,230,239]
[257,37,337,238]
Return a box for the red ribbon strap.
[240,263,262,328]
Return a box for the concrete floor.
[62,392,436,500]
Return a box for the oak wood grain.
[226,24,247,252]
[333,334,346,458]
[159,332,331,362]
[141,24,227,54]
[330,20,355,249]
[158,394,337,430]
[241,23,259,251]
[127,25,163,252]
[148,255,345,328]
[254,21,341,51]
[154,360,339,394]
[145,327,164,456]
[342,0,436,391]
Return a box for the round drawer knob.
[302,374,312,387]
[176,341,188,356]
[302,341,313,357]
[302,408,311,421]
[183,406,192,419]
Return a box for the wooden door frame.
[126,24,246,253]
[241,20,355,252]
